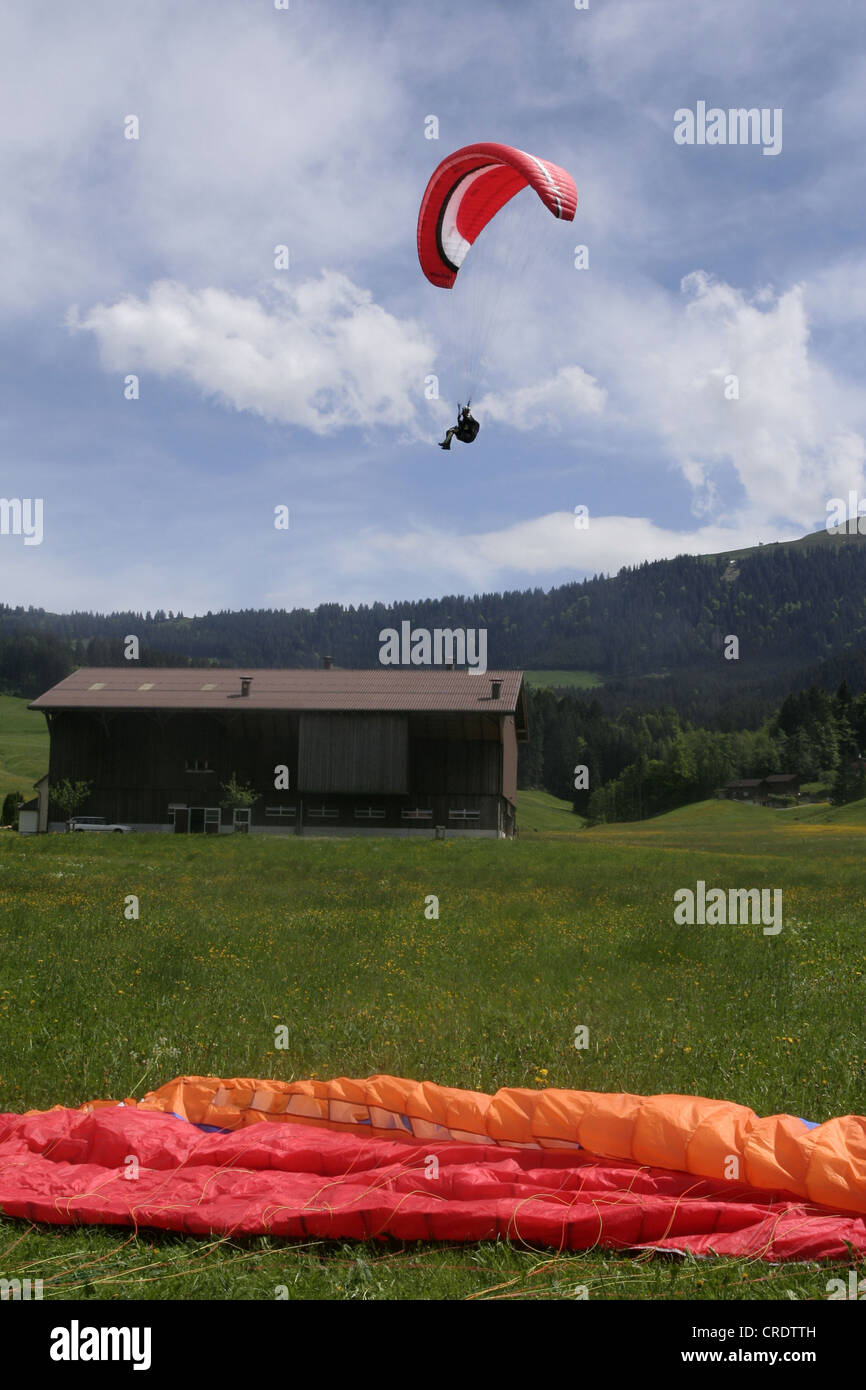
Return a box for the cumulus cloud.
[648,272,866,526]
[68,275,435,434]
[333,510,793,596]
[551,266,866,530]
[458,259,866,530]
[475,366,606,431]
[0,3,424,314]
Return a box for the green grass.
[517,787,583,835]
[0,694,48,806]
[0,800,863,1299]
[523,669,603,690]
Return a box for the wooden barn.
[29,667,528,838]
[720,774,801,805]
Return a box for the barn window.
[185,758,213,772]
[307,805,339,819]
[401,808,433,822]
[354,806,386,820]
[265,806,297,818]
[448,809,481,823]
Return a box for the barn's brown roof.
[30,667,526,719]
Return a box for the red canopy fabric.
[2,1101,864,1259]
[417,142,577,288]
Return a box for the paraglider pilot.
[439,403,480,450]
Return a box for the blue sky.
[2,0,865,614]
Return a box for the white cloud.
[529,265,866,529]
[444,256,866,532]
[324,510,797,598]
[0,4,419,314]
[647,272,866,525]
[475,365,606,431]
[68,275,435,434]
[805,257,866,326]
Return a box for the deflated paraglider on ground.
[1,1075,865,1260]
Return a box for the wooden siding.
[409,712,500,741]
[42,705,515,832]
[47,710,300,824]
[297,713,408,794]
[409,737,500,795]
[501,715,517,805]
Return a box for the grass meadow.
[0,795,864,1299]
[0,693,48,806]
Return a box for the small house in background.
[29,667,528,838]
[724,778,766,803]
[16,774,50,834]
[721,775,800,805]
[763,774,801,799]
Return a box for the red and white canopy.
[417,142,578,289]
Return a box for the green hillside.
[714,524,866,563]
[0,695,48,806]
[516,788,583,835]
[518,791,866,852]
[582,794,866,856]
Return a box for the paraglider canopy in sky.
[417,142,578,289]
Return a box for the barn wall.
[409,737,500,795]
[297,714,408,793]
[43,704,518,835]
[48,710,300,823]
[501,715,517,805]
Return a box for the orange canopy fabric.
[74,1074,866,1219]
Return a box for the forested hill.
[3,534,866,717]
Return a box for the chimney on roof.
[491,678,502,700]
[322,655,333,670]
[240,676,252,697]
